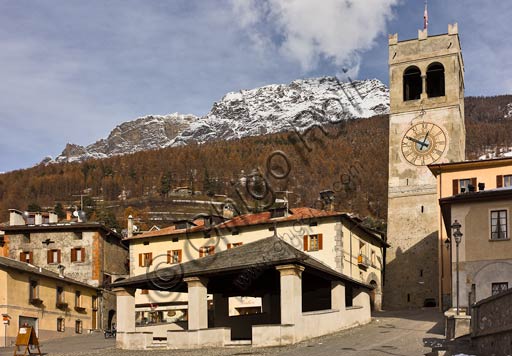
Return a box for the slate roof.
[0,256,97,289]
[113,235,372,291]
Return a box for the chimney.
[49,212,58,224]
[9,210,26,226]
[34,213,43,225]
[66,211,72,221]
[127,215,134,238]
[57,265,65,278]
[478,182,485,191]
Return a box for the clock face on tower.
[401,122,447,166]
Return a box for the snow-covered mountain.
[46,77,389,164]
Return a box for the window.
[426,62,445,98]
[371,250,377,267]
[92,296,98,310]
[56,287,65,305]
[47,249,61,264]
[138,253,153,267]
[75,291,82,308]
[73,232,83,240]
[497,175,512,188]
[57,318,65,332]
[167,250,182,264]
[29,280,39,301]
[227,242,243,249]
[20,251,32,264]
[71,247,85,263]
[491,210,508,240]
[403,66,422,101]
[75,320,83,334]
[199,246,215,257]
[452,178,476,194]
[492,282,508,295]
[303,234,323,252]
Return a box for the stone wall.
[472,288,512,355]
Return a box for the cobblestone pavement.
[1,309,478,356]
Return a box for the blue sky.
[0,0,511,172]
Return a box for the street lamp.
[451,220,463,315]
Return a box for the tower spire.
[423,0,429,30]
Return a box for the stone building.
[1,209,128,330]
[385,23,466,309]
[125,207,387,332]
[0,256,98,347]
[429,156,512,310]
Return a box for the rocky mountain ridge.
[46,77,390,164]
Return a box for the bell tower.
[384,24,465,309]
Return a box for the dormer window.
[403,66,422,101]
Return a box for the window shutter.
[47,250,53,264]
[20,252,24,261]
[303,235,308,251]
[177,250,182,263]
[148,253,153,265]
[209,247,215,255]
[71,248,77,262]
[452,179,459,195]
[497,175,504,188]
[29,252,33,263]
[81,248,85,262]
[138,253,143,267]
[318,234,323,250]
[471,177,477,188]
[167,250,171,264]
[227,243,232,249]
[57,250,61,263]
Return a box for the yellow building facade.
[0,257,98,347]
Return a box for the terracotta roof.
[112,235,372,292]
[0,256,98,290]
[216,207,341,229]
[130,208,342,240]
[127,219,206,239]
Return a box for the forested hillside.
[0,95,511,228]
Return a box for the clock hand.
[405,136,429,148]
[420,130,431,151]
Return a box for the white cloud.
[230,0,399,75]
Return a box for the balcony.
[358,254,370,269]
[56,301,68,310]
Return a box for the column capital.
[183,276,208,287]
[275,264,305,276]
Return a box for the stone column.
[276,264,304,325]
[184,277,208,330]
[331,281,346,310]
[421,74,428,99]
[114,287,136,332]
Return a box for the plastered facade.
[0,266,97,347]
[129,213,386,321]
